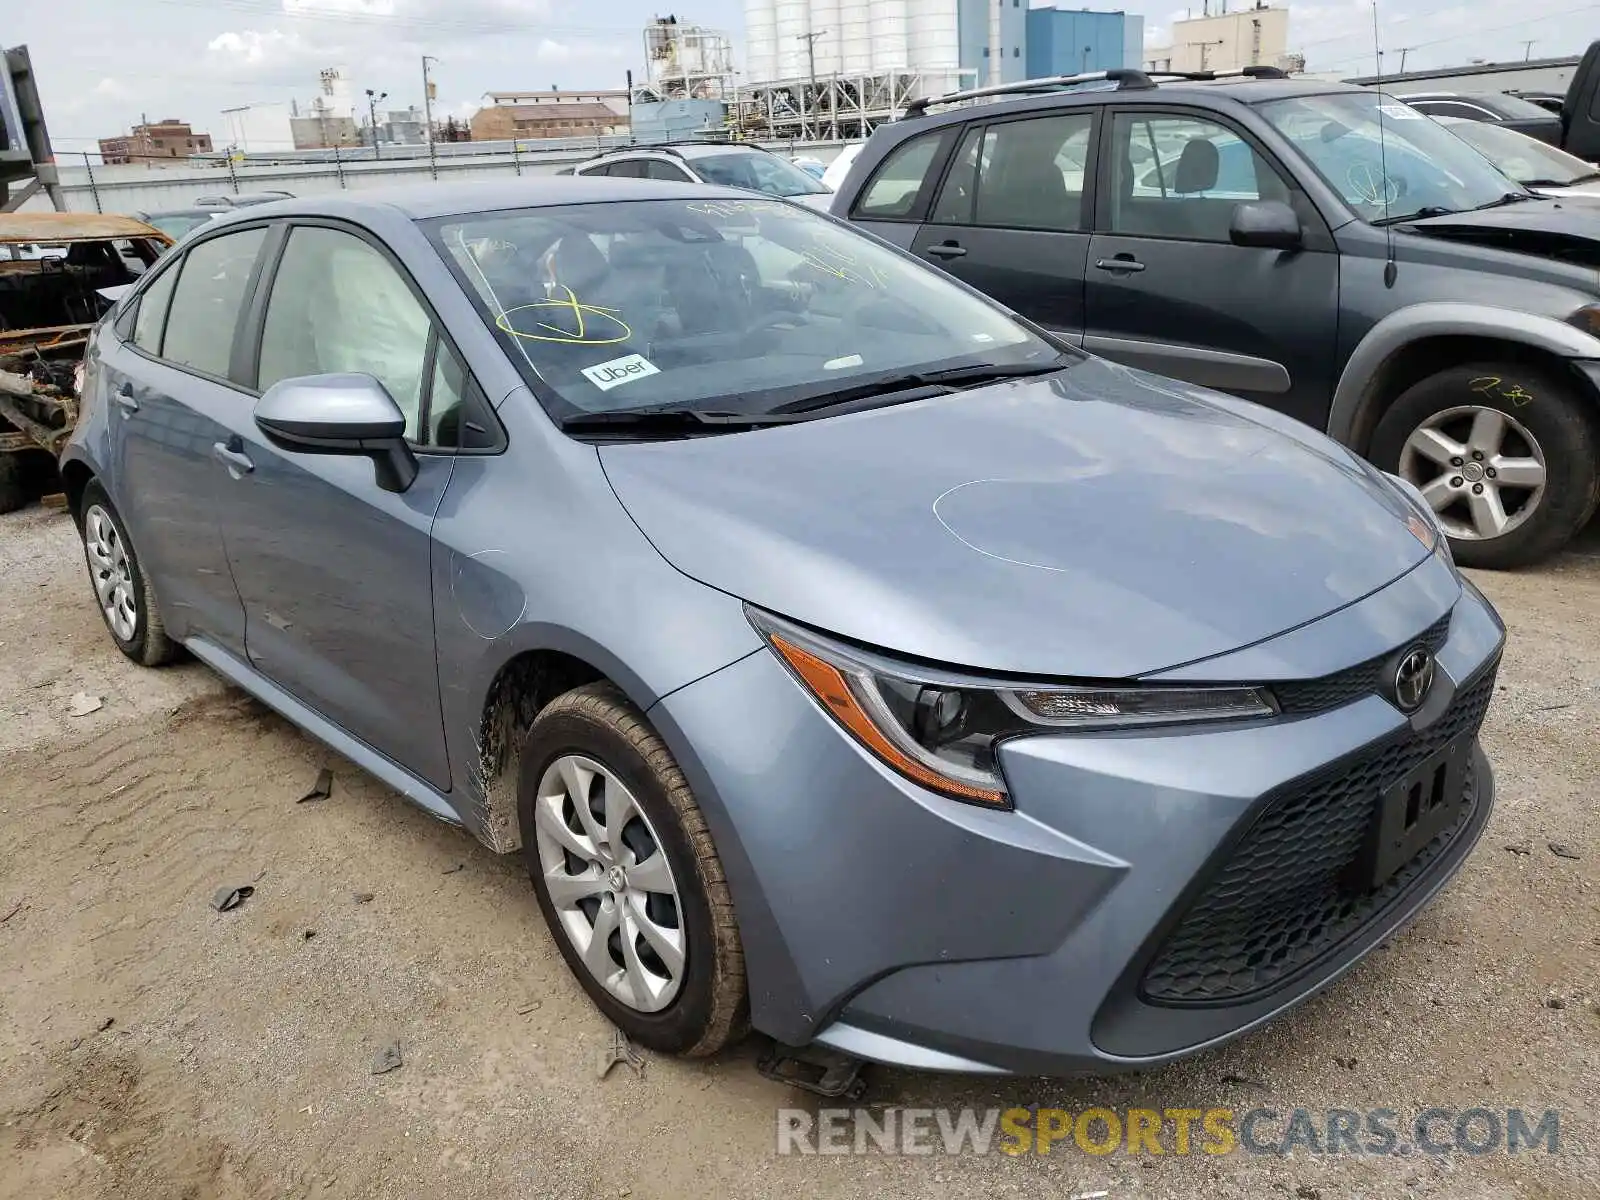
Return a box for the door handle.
[211,441,254,475]
[1094,256,1146,273]
[926,241,967,259]
[111,383,139,413]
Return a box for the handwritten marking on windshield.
[686,199,805,219]
[1469,375,1534,407]
[800,243,890,289]
[495,285,633,345]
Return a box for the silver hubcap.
[84,505,138,642]
[1399,405,1546,542]
[533,755,685,1013]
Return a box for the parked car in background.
[61,178,1505,1078]
[194,191,296,209]
[831,69,1600,568]
[1431,115,1600,200]
[132,208,223,244]
[1506,90,1566,115]
[821,143,864,192]
[792,155,827,179]
[1396,91,1563,146]
[571,142,833,208]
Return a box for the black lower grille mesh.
[1141,664,1497,1006]
[1274,613,1453,716]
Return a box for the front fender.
[1327,303,1600,445]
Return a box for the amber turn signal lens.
[768,634,1009,807]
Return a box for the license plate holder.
[1355,735,1472,891]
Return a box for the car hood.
[599,358,1432,679]
[1402,197,1600,263]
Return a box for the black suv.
[830,68,1600,567]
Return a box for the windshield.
[145,213,213,241]
[424,198,1055,421]
[1439,117,1599,186]
[691,152,830,197]
[1260,91,1524,222]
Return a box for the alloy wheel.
[1398,405,1546,542]
[84,504,139,642]
[532,754,686,1013]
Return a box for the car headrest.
[1174,138,1220,195]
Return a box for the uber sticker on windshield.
[582,353,661,392]
[1376,103,1423,120]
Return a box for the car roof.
[0,211,168,244]
[897,75,1368,130]
[588,141,760,162]
[206,177,776,223]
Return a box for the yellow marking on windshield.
[799,242,887,289]
[495,285,633,345]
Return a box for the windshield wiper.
[769,358,1072,417]
[1372,205,1457,225]
[559,408,803,436]
[1473,191,1540,210]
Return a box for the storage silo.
[838,0,873,72]
[811,0,843,74]
[744,0,778,83]
[906,0,961,69]
[869,0,910,71]
[774,0,810,78]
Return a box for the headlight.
[1384,471,1454,567]
[749,610,1276,809]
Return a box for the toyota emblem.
[1392,645,1436,713]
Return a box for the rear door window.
[931,113,1094,231]
[160,227,267,379]
[131,264,179,354]
[851,131,950,220]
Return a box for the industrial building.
[737,0,1143,138]
[1143,3,1293,74]
[469,91,631,142]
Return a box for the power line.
[1308,2,1600,70]
[147,0,636,40]
[1293,0,1598,56]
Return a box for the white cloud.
[536,38,572,63]
[284,0,397,13]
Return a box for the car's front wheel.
[517,682,748,1056]
[79,482,180,666]
[1373,362,1600,568]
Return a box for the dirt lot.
[0,503,1595,1200]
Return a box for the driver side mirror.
[254,373,419,493]
[1229,200,1304,252]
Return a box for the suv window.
[853,131,948,219]
[161,227,267,378]
[1410,99,1492,120]
[258,226,432,439]
[641,159,692,181]
[132,263,179,354]
[607,160,648,179]
[931,113,1093,231]
[1109,113,1283,242]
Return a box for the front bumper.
[649,557,1505,1075]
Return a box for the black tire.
[79,482,181,666]
[1370,362,1600,569]
[0,451,25,515]
[517,682,748,1056]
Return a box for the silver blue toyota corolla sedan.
[62,179,1504,1076]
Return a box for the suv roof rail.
[581,137,751,164]
[1145,65,1289,82]
[902,69,1155,118]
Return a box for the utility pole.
[421,55,440,180]
[365,88,387,159]
[1521,40,1535,61]
[1397,47,1411,73]
[1187,40,1223,71]
[1082,45,1092,72]
[797,30,825,140]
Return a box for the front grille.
[1140,663,1497,1006]
[1274,613,1453,716]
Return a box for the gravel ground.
[0,504,1595,1200]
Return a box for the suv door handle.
[211,441,254,475]
[1094,256,1146,273]
[926,241,967,259]
[111,383,139,413]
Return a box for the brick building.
[98,119,214,166]
[469,89,630,141]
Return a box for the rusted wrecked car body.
[0,212,170,512]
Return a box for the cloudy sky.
[13,0,1598,151]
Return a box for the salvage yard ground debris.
[0,503,1596,1199]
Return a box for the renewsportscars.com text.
[776,1106,1561,1157]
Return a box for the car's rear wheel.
[1372,362,1600,569]
[80,482,180,666]
[517,682,747,1056]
